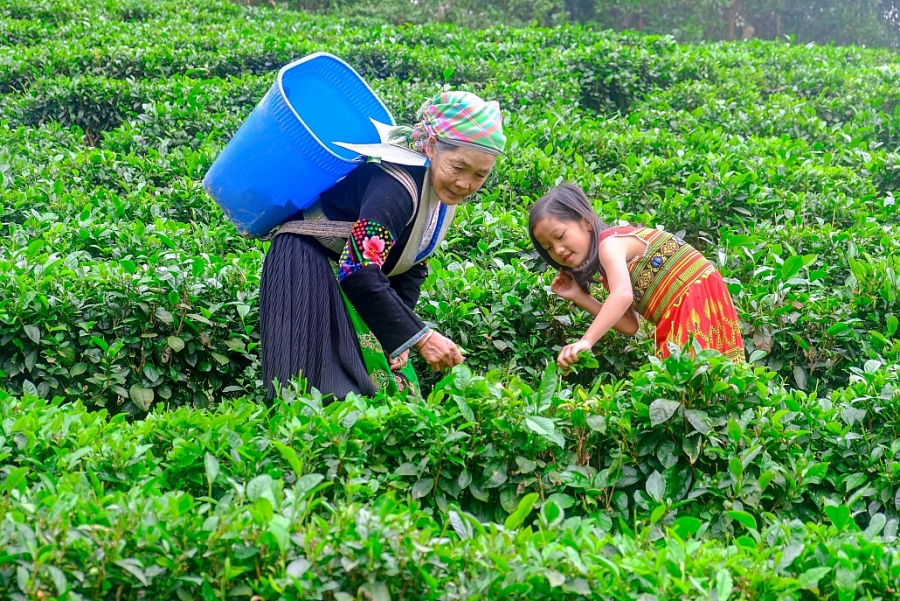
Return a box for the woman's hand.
[388,349,410,371]
[417,331,464,371]
[550,270,583,302]
[557,338,594,372]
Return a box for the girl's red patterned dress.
[599,226,745,362]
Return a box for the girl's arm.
[580,237,635,345]
[557,237,635,369]
[570,291,640,336]
[551,269,639,334]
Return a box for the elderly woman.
[260,91,506,399]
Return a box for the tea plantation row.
[1,0,899,598]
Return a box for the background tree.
[241,0,900,47]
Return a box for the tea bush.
[1,0,899,598]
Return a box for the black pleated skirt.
[259,234,377,400]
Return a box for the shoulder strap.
[376,162,419,225]
[267,163,421,254]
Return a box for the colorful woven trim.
[338,219,395,282]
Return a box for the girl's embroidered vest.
[272,163,455,277]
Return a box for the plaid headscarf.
[388,91,506,156]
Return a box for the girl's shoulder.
[598,225,636,242]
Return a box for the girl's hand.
[417,331,464,371]
[550,270,582,302]
[557,338,594,372]
[388,349,410,371]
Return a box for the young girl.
[528,183,745,371]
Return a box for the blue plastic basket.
[202,53,395,238]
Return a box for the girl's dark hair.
[528,183,608,292]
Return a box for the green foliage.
[1,0,900,598]
[2,351,900,597]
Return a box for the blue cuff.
[390,326,431,358]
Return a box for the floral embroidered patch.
[338,219,394,281]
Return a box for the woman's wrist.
[415,329,435,350]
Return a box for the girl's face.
[532,216,592,267]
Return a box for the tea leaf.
[798,567,831,588]
[727,510,757,531]
[759,470,778,492]
[204,452,219,487]
[672,516,702,538]
[286,558,312,579]
[646,470,665,502]
[864,359,883,374]
[649,399,680,426]
[664,464,692,501]
[247,475,273,503]
[448,510,474,541]
[295,474,326,498]
[47,565,67,595]
[26,239,44,260]
[394,463,418,477]
[457,469,473,490]
[826,323,849,336]
[540,500,564,528]
[23,325,40,343]
[22,380,39,397]
[272,440,303,476]
[2,466,28,493]
[840,406,865,426]
[342,410,360,429]
[776,543,805,572]
[545,492,574,509]
[887,315,898,337]
[748,349,767,363]
[567,351,599,374]
[504,492,539,530]
[682,434,701,464]
[835,566,857,592]
[586,414,607,433]
[538,361,557,408]
[360,581,390,601]
[500,487,519,513]
[825,505,851,531]
[524,416,565,447]
[781,255,804,280]
[716,568,734,601]
[129,385,154,411]
[656,440,679,469]
[864,513,886,539]
[113,559,148,586]
[412,478,434,498]
[515,456,536,473]
[793,365,807,390]
[545,569,565,587]
[70,363,88,376]
[728,456,743,480]
[684,409,710,433]
[454,395,475,422]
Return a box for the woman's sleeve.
[388,261,428,311]
[338,168,430,358]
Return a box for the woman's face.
[531,215,593,267]
[424,138,497,205]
